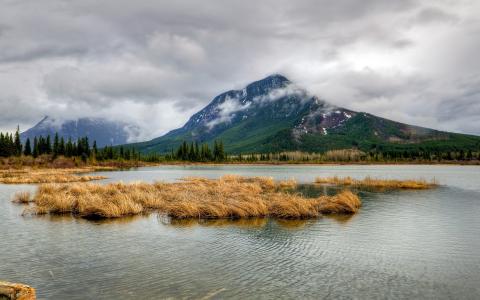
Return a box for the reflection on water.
[324,213,357,225]
[162,217,320,230]
[1,165,480,299]
[161,216,269,228]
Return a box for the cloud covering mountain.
[0,0,479,139]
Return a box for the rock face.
[130,74,480,154]
[0,281,36,300]
[20,116,138,147]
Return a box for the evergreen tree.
[188,142,196,161]
[65,138,73,157]
[59,137,65,156]
[24,138,32,156]
[467,150,473,160]
[218,140,225,160]
[195,142,200,161]
[32,137,38,158]
[14,126,22,156]
[92,140,98,157]
[53,133,60,157]
[46,135,52,154]
[213,140,219,161]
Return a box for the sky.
[1,0,479,140]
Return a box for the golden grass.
[315,176,437,189]
[27,175,360,219]
[11,191,32,204]
[0,280,36,300]
[0,168,106,184]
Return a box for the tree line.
[229,149,480,162]
[165,140,226,162]
[0,127,22,157]
[0,127,478,163]
[0,128,141,162]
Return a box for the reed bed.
[0,168,106,184]
[315,176,437,189]
[27,175,360,219]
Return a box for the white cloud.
[206,95,251,129]
[253,84,308,104]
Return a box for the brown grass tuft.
[0,168,106,184]
[11,191,32,204]
[0,280,36,300]
[28,176,361,219]
[315,176,437,189]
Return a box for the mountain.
[131,74,480,154]
[21,117,138,147]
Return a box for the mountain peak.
[21,117,138,147]
[131,74,480,154]
[249,73,290,87]
[263,73,290,83]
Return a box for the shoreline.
[128,161,480,167]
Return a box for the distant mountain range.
[21,117,137,147]
[129,74,480,154]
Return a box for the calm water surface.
[1,165,480,299]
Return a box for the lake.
[1,165,479,299]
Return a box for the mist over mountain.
[21,117,139,147]
[130,74,480,154]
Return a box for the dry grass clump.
[28,175,360,219]
[0,168,106,184]
[315,176,437,189]
[0,280,36,300]
[11,191,32,204]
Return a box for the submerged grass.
[315,176,437,189]
[0,168,106,184]
[27,175,361,219]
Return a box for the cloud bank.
[1,0,479,139]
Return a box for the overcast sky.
[1,0,479,140]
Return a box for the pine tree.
[24,138,32,156]
[53,133,60,157]
[14,126,22,156]
[213,140,219,161]
[32,137,38,158]
[59,137,65,156]
[188,142,195,161]
[45,135,52,154]
[195,142,200,161]
[92,140,98,157]
[467,150,473,160]
[0,133,5,157]
[65,138,73,157]
[218,140,225,161]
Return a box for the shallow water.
[1,165,480,299]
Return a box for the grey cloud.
[413,7,459,24]
[0,0,479,137]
